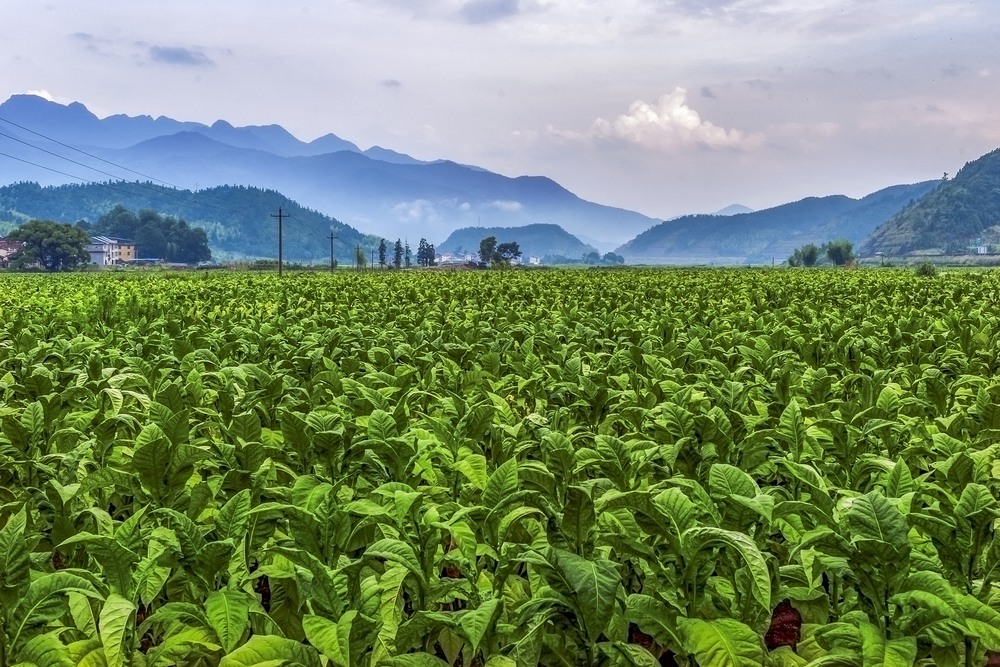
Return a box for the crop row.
[0,269,997,666]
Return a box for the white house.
[87,236,122,266]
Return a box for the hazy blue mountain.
[0,94,360,156]
[0,181,377,263]
[0,95,658,245]
[437,223,598,261]
[362,146,429,165]
[861,148,1000,255]
[616,182,936,264]
[714,204,754,216]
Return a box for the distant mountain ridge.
[616,182,936,264]
[437,223,597,261]
[2,94,989,259]
[0,94,658,246]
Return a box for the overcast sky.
[4,0,999,218]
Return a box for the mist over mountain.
[2,94,989,262]
[0,94,657,246]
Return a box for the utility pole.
[271,207,289,276]
[327,232,338,272]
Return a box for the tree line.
[2,205,212,271]
[787,240,855,267]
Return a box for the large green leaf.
[99,594,135,667]
[303,612,358,667]
[0,506,31,608]
[365,538,426,587]
[12,633,73,667]
[10,571,105,650]
[218,634,321,667]
[458,598,501,655]
[483,458,519,509]
[145,628,221,667]
[682,526,772,614]
[709,463,758,499]
[679,618,764,667]
[845,491,911,561]
[206,588,252,654]
[369,565,411,666]
[858,622,917,667]
[552,549,621,644]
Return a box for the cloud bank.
[590,88,763,151]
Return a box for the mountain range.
[860,148,1000,255]
[615,182,937,264]
[1,93,997,264]
[0,94,656,249]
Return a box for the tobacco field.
[0,268,998,667]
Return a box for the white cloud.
[587,87,764,151]
[392,199,442,222]
[488,200,523,211]
[25,89,56,101]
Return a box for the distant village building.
[438,252,476,265]
[529,256,541,266]
[87,236,136,266]
[0,238,24,268]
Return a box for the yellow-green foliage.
[0,269,998,666]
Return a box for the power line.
[0,150,232,215]
[0,113,355,257]
[0,114,182,188]
[0,117,235,214]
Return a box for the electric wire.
[0,125,242,215]
[0,114,183,188]
[0,109,350,240]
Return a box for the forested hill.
[615,181,935,264]
[437,223,597,261]
[0,181,377,262]
[860,148,1000,255]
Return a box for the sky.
[3,0,1000,219]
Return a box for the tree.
[92,206,210,263]
[355,245,367,268]
[378,239,387,268]
[393,239,403,269]
[602,252,624,265]
[496,241,522,266]
[799,243,820,266]
[404,241,411,268]
[479,236,497,265]
[417,238,436,267]
[788,243,820,267]
[7,219,91,272]
[583,251,601,265]
[824,239,854,266]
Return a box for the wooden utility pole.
[327,232,338,272]
[271,207,290,276]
